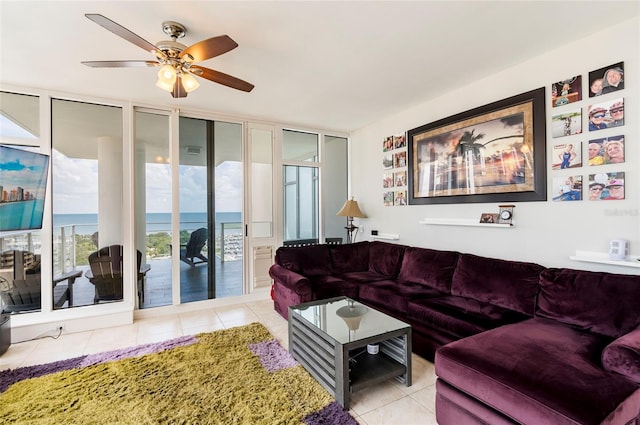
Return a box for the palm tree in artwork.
[456,129,485,161]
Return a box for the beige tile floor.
[0,298,438,424]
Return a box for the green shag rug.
[0,323,357,425]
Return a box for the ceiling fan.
[81,14,254,98]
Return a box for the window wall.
[2,86,349,341]
[51,99,123,308]
[0,93,42,313]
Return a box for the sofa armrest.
[602,327,640,384]
[269,264,312,297]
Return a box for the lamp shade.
[336,198,367,218]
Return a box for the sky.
[52,150,242,215]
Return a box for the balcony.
[1,220,243,311]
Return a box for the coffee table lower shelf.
[289,305,411,410]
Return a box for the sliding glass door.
[179,117,243,303]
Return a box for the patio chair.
[180,228,208,267]
[87,245,149,304]
[0,250,41,313]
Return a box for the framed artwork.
[394,134,406,149]
[588,62,624,97]
[394,190,407,206]
[383,173,394,188]
[588,98,624,132]
[551,109,582,138]
[552,175,582,202]
[383,153,393,169]
[393,151,407,168]
[407,87,546,205]
[394,170,407,187]
[551,76,582,107]
[552,142,582,170]
[383,191,394,206]
[589,135,624,166]
[588,172,625,201]
[383,136,394,152]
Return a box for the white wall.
[351,18,639,275]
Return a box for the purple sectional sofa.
[269,241,640,425]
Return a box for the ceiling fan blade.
[190,65,254,92]
[172,77,188,98]
[179,35,238,62]
[85,14,160,56]
[82,60,159,68]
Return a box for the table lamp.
[336,197,367,243]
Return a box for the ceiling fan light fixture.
[181,72,200,93]
[156,64,177,92]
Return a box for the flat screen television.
[0,145,50,232]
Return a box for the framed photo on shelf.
[407,87,546,205]
[479,213,498,224]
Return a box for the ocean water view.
[53,212,242,235]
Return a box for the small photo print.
[383,173,394,188]
[552,142,582,169]
[383,136,394,152]
[394,134,406,149]
[479,213,498,223]
[588,98,624,132]
[383,191,394,206]
[553,175,582,202]
[552,109,582,138]
[393,151,407,168]
[589,135,624,166]
[394,190,407,206]
[394,170,407,187]
[552,76,582,107]
[383,153,394,169]
[588,172,625,201]
[588,62,624,97]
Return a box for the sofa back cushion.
[368,242,407,277]
[275,244,332,276]
[536,268,640,338]
[397,247,459,293]
[451,254,544,315]
[329,241,370,274]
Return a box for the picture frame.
[407,87,546,205]
[479,213,498,224]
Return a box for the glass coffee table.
[288,296,411,409]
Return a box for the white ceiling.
[1,1,638,133]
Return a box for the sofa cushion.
[436,318,640,425]
[536,268,640,338]
[408,296,528,339]
[275,244,331,276]
[397,247,459,293]
[602,327,640,384]
[336,270,391,283]
[329,241,369,274]
[309,275,359,301]
[368,241,406,277]
[451,253,544,315]
[358,280,446,315]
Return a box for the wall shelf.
[569,250,640,268]
[371,233,400,241]
[419,218,513,228]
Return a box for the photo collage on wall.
[550,62,627,202]
[382,134,407,206]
